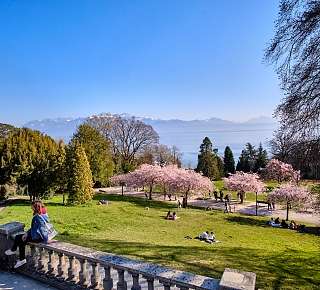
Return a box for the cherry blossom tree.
[110,173,129,196]
[265,159,300,183]
[166,167,213,207]
[111,164,213,205]
[223,171,266,215]
[268,184,312,220]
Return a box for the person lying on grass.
[197,231,216,244]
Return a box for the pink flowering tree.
[110,173,129,195]
[268,184,312,220]
[265,159,300,184]
[223,171,266,215]
[166,167,213,207]
[111,164,214,205]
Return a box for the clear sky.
[0,0,281,126]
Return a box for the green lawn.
[1,194,319,289]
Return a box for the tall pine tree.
[66,141,93,205]
[196,137,220,180]
[255,143,268,171]
[236,143,257,172]
[223,146,235,175]
[72,124,114,187]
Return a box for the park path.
[96,187,320,225]
[0,271,58,290]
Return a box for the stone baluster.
[90,261,100,290]
[160,281,171,290]
[144,276,154,290]
[78,258,89,288]
[47,250,55,275]
[37,247,45,272]
[67,255,77,283]
[116,268,127,290]
[57,252,65,279]
[28,244,37,271]
[130,272,141,290]
[103,265,113,290]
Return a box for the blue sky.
[0,0,281,126]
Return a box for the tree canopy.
[0,128,65,200]
[72,123,114,186]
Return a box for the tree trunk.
[286,201,289,221]
[121,185,124,196]
[148,185,153,200]
[255,192,258,216]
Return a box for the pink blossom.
[223,171,265,193]
[266,159,300,183]
[267,183,311,205]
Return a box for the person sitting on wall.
[5,201,49,269]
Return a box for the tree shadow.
[58,236,320,289]
[93,193,176,210]
[225,215,320,236]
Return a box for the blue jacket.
[28,214,49,243]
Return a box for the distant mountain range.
[23,114,277,166]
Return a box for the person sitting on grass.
[289,220,297,230]
[199,231,209,241]
[5,201,49,269]
[165,211,172,219]
[172,212,179,220]
[267,217,274,225]
[274,217,280,224]
[281,219,288,228]
[207,231,216,242]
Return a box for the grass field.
[0,194,319,289]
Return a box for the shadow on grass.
[225,215,320,236]
[93,193,176,210]
[58,235,320,290]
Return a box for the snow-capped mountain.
[23,113,277,166]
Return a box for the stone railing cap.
[219,268,256,290]
[0,222,25,235]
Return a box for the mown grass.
[0,194,319,289]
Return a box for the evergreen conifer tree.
[196,137,220,180]
[223,146,235,175]
[72,124,114,187]
[255,143,268,171]
[66,141,93,205]
[236,143,257,172]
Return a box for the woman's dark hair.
[32,201,43,215]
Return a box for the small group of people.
[268,217,305,230]
[5,200,50,269]
[213,190,224,202]
[196,231,216,244]
[165,211,178,220]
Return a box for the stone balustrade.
[0,222,256,290]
